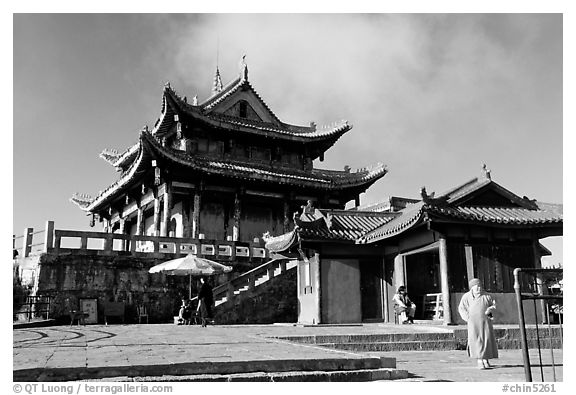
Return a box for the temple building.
[70,59,386,253]
[266,165,563,325]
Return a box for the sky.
[12,13,563,264]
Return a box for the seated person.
[393,285,417,324]
[177,299,193,325]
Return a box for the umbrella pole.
[189,274,192,300]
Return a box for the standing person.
[458,278,498,369]
[392,285,416,324]
[197,277,214,327]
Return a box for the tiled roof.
[201,76,282,124]
[265,209,396,252]
[358,201,563,244]
[165,83,352,142]
[427,204,563,225]
[74,131,388,212]
[358,202,426,243]
[140,132,386,189]
[298,209,396,241]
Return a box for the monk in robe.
[458,278,498,369]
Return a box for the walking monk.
[458,278,498,369]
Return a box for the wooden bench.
[103,302,125,325]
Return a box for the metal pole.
[533,298,544,381]
[545,300,557,382]
[514,268,532,382]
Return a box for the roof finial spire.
[239,54,248,81]
[213,67,223,94]
[212,36,223,94]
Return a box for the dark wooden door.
[360,259,383,321]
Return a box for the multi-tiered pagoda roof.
[71,60,387,214]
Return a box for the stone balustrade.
[22,220,269,262]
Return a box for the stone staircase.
[21,355,407,382]
[188,257,296,307]
[273,326,563,353]
[274,332,459,352]
[190,257,298,324]
[212,258,297,307]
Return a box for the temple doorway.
[360,259,383,322]
[405,250,441,320]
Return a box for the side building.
[266,166,562,325]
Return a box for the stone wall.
[36,254,203,324]
[35,253,298,325]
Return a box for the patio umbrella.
[149,254,232,300]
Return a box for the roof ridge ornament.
[239,54,248,81]
[482,163,492,180]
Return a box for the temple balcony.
[13,221,270,263]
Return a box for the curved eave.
[83,138,149,212]
[165,83,352,144]
[357,204,425,244]
[110,144,139,169]
[142,132,386,191]
[69,194,94,211]
[264,230,299,253]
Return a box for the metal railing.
[13,228,46,258]
[13,295,52,322]
[514,267,563,382]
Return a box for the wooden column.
[153,196,161,237]
[118,218,127,250]
[135,207,144,236]
[393,254,405,289]
[233,193,241,241]
[439,236,453,325]
[161,183,172,237]
[283,200,291,233]
[103,218,110,233]
[382,257,389,323]
[192,191,201,239]
[464,244,475,282]
[180,200,189,238]
[312,253,321,325]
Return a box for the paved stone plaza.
[13,323,562,382]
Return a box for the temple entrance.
[405,250,441,320]
[360,259,383,322]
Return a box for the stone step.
[318,339,459,352]
[15,356,390,382]
[83,368,409,382]
[275,332,455,344]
